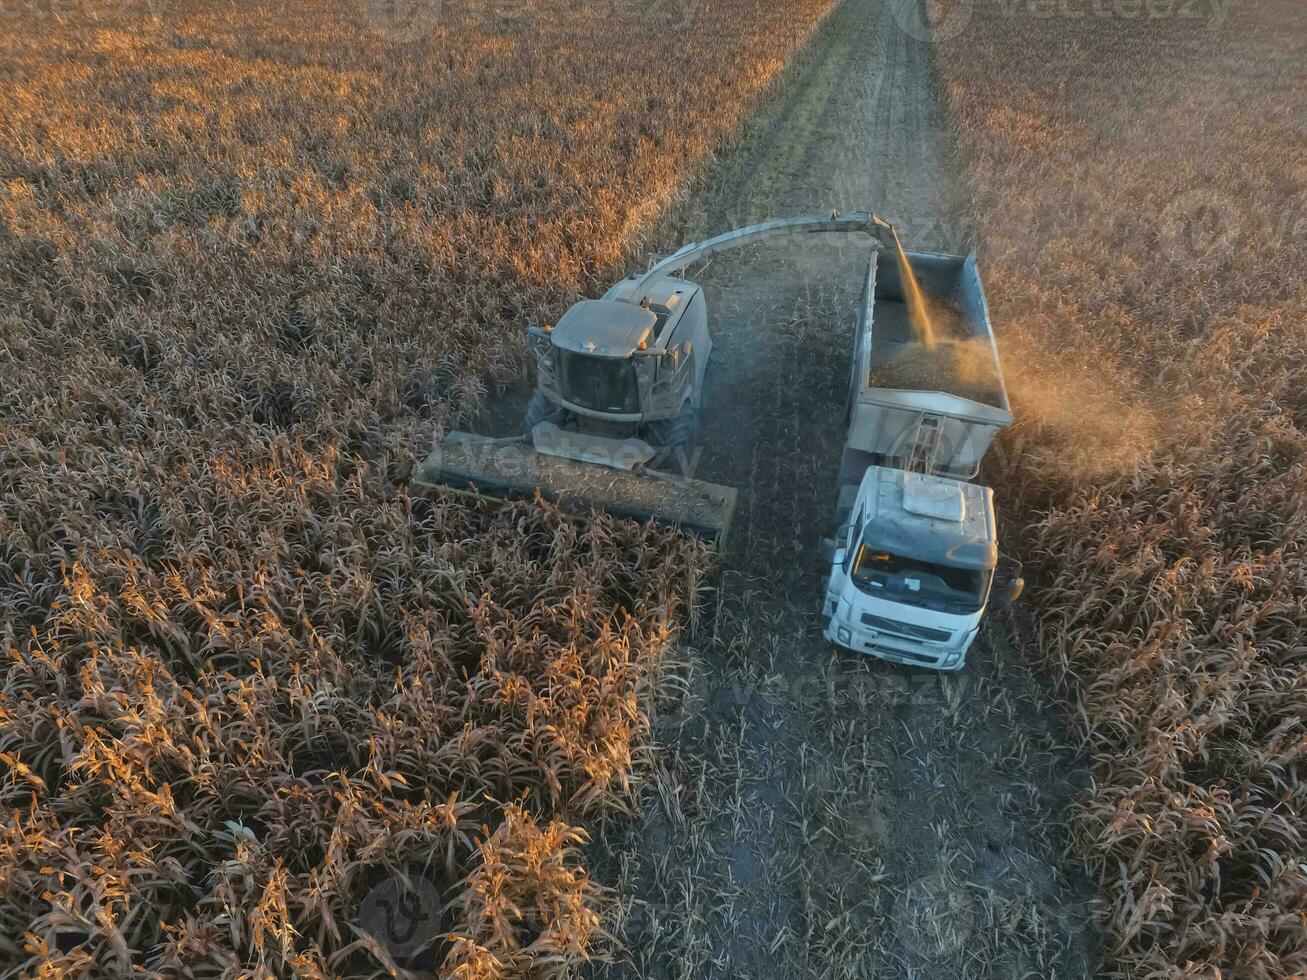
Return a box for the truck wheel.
[646,402,698,474]
[522,392,562,441]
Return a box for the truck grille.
[860,614,951,643]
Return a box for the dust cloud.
[1001,338,1161,480]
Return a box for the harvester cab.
[524,272,710,474]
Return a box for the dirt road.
[591,0,1101,977]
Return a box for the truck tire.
[522,392,562,441]
[646,401,698,474]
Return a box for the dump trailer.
[418,212,900,549]
[821,247,1022,671]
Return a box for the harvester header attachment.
[415,432,737,548]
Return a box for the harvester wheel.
[522,392,563,441]
[646,402,698,474]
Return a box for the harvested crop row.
[0,0,833,974]
[936,1,1307,976]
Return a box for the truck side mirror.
[996,554,1024,604]
[822,538,847,566]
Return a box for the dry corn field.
[0,0,837,974]
[937,0,1307,976]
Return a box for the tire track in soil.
[591,1,1101,977]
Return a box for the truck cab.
[822,466,997,670]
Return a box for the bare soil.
[587,0,1101,976]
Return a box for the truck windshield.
[850,544,992,614]
[560,351,639,414]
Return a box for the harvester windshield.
[559,351,639,414]
[851,545,992,614]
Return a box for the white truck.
[820,248,1022,670]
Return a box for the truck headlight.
[837,625,852,645]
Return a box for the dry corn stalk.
[937,1,1307,975]
[0,0,829,969]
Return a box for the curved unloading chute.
[624,211,896,307]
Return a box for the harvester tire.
[522,392,562,440]
[646,402,698,474]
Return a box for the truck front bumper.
[822,611,972,671]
